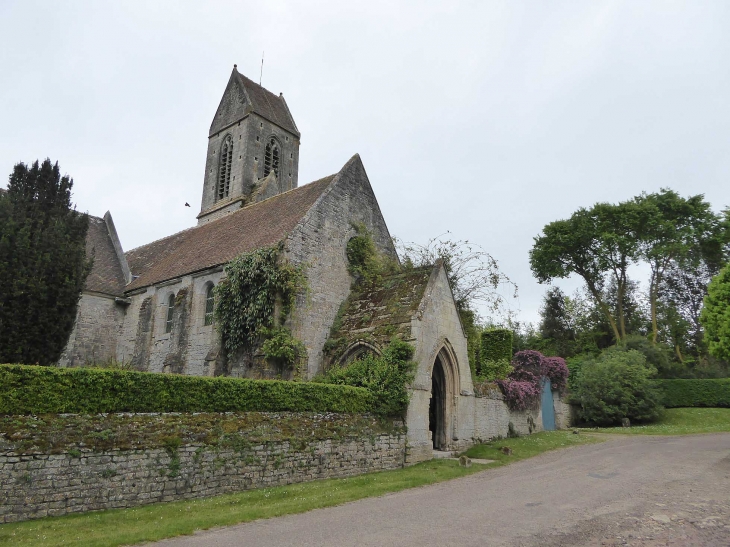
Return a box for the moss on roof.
[324,266,433,365]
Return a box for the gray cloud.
[1,0,728,324]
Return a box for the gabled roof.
[125,174,335,292]
[85,215,128,297]
[209,67,299,137]
[325,266,434,362]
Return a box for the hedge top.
[0,364,372,415]
[655,378,730,408]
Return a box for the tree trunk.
[586,283,621,343]
[616,270,627,342]
[649,267,659,345]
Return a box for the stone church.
[60,67,567,461]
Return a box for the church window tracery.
[165,294,175,333]
[264,137,281,177]
[217,135,233,200]
[204,284,215,326]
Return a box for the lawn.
[579,407,730,435]
[463,429,601,462]
[0,431,599,547]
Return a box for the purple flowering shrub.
[498,350,567,410]
[542,356,569,392]
[509,350,543,381]
[498,379,541,411]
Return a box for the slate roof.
[124,175,335,291]
[237,70,298,136]
[85,216,127,297]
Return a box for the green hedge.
[0,364,373,415]
[655,379,730,408]
[480,328,513,364]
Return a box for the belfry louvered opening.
[217,135,233,200]
[263,137,281,177]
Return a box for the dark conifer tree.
[0,160,91,365]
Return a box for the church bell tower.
[197,65,300,225]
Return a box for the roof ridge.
[243,173,335,211]
[127,175,337,257]
[237,71,282,104]
[125,223,200,256]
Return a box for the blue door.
[541,377,556,431]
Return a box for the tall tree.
[531,193,728,346]
[592,201,643,339]
[0,160,90,365]
[530,206,629,341]
[635,189,727,345]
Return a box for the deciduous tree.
[701,264,730,363]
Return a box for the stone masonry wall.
[59,293,126,368]
[0,429,404,523]
[469,391,544,443]
[199,110,299,224]
[407,265,472,461]
[117,270,224,376]
[285,155,397,379]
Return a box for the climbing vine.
[214,245,306,364]
[346,223,397,283]
[260,326,307,373]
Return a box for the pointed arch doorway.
[429,346,458,451]
[429,356,447,449]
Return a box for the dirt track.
[151,433,730,547]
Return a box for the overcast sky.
[1,1,728,325]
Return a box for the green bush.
[566,353,593,391]
[572,350,663,426]
[606,336,683,379]
[701,264,730,362]
[315,339,416,418]
[480,328,513,365]
[477,359,513,382]
[260,326,307,374]
[655,379,730,408]
[0,364,372,415]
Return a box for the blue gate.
[541,377,556,431]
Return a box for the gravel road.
[150,433,730,547]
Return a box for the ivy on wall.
[346,222,397,283]
[214,245,307,369]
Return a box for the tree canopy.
[0,160,90,365]
[701,264,730,363]
[530,189,728,346]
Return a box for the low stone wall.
[407,387,574,463]
[0,413,406,523]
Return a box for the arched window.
[217,135,233,200]
[263,137,281,177]
[338,341,381,366]
[204,284,215,326]
[165,294,175,333]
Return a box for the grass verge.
[0,431,599,547]
[463,429,601,462]
[578,407,730,435]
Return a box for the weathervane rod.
[260,51,264,86]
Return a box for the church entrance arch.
[428,344,459,451]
